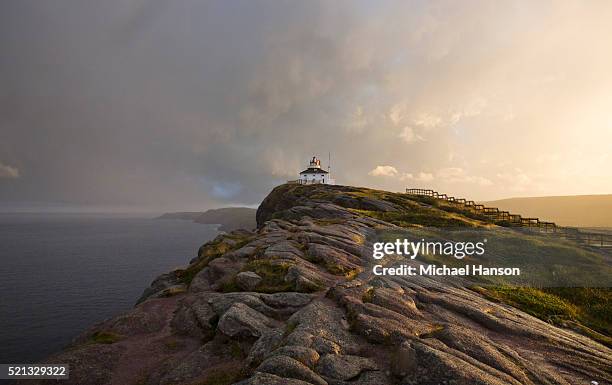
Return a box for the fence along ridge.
[405,188,611,248]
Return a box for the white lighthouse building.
[296,156,335,185]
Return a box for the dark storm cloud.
[1,0,611,210]
[0,0,378,209]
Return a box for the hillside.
[26,184,611,385]
[158,207,257,232]
[482,194,612,228]
[157,212,202,221]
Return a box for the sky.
[1,0,611,212]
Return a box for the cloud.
[0,163,19,178]
[449,97,488,124]
[380,166,488,186]
[389,104,441,143]
[211,181,243,200]
[401,172,434,182]
[437,168,492,186]
[369,164,433,182]
[413,113,444,129]
[388,103,407,126]
[496,169,532,191]
[368,163,493,193]
[437,167,465,179]
[399,126,423,143]
[346,106,368,133]
[368,165,398,177]
[1,1,612,208]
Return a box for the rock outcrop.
[25,184,611,385]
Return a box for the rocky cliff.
[28,184,611,385]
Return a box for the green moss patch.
[324,261,360,280]
[229,340,245,359]
[159,285,187,297]
[242,259,293,293]
[284,321,298,336]
[351,208,484,228]
[90,331,122,344]
[475,286,612,347]
[220,278,240,293]
[362,287,374,303]
[543,287,612,336]
[177,233,254,286]
[313,218,346,226]
[196,366,248,385]
[478,286,579,319]
[418,324,445,339]
[162,337,184,351]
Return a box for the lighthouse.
[296,156,335,185]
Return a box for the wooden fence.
[406,188,612,248]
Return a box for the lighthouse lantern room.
[296,156,335,185]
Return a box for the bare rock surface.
[236,271,262,291]
[23,184,612,385]
[217,302,277,338]
[316,354,378,380]
[234,372,313,385]
[257,355,328,385]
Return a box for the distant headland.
[157,207,256,232]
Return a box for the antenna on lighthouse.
[328,152,331,177]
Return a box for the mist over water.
[0,213,218,364]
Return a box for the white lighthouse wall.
[299,172,334,185]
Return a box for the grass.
[313,218,346,226]
[284,321,298,336]
[399,226,612,288]
[242,259,294,293]
[343,268,360,280]
[324,261,361,280]
[218,252,326,294]
[160,285,187,297]
[309,191,339,201]
[350,208,484,228]
[220,278,241,293]
[90,331,122,344]
[195,367,248,385]
[362,287,374,303]
[475,286,612,347]
[267,184,498,229]
[265,184,494,229]
[229,340,245,359]
[176,233,253,286]
[134,374,149,385]
[346,189,487,226]
[543,287,612,335]
[162,337,183,351]
[407,195,493,221]
[418,324,446,339]
[476,286,579,320]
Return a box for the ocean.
[0,213,218,364]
